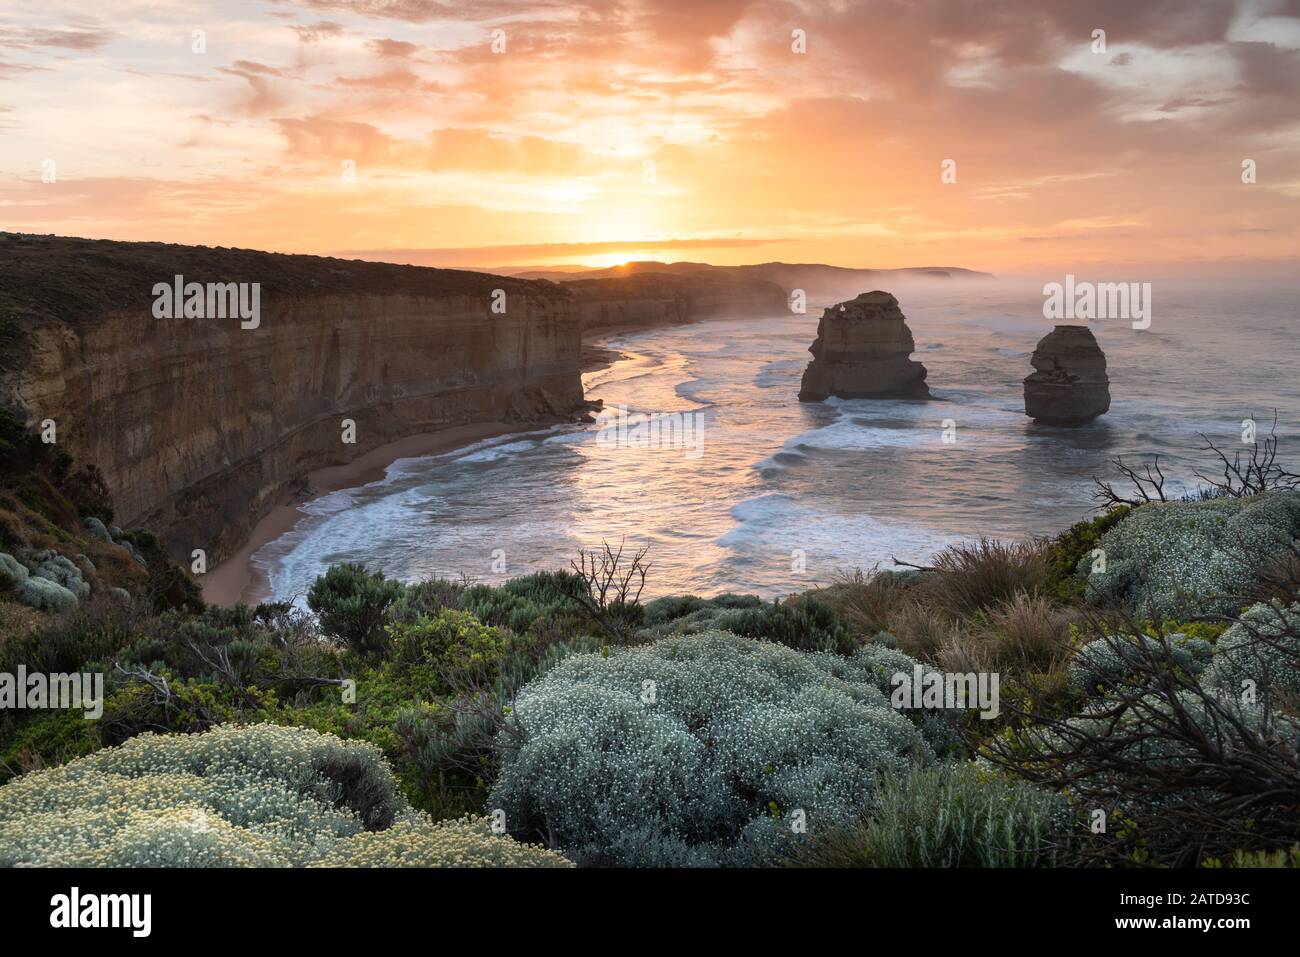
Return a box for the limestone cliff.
[0,234,585,567]
[798,291,930,401]
[566,272,788,333]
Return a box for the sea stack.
[1023,325,1110,424]
[797,291,930,401]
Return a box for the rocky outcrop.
[566,272,788,334]
[798,291,930,401]
[0,234,588,567]
[1023,325,1110,424]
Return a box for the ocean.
[253,278,1300,603]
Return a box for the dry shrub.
[983,591,1080,672]
[826,566,911,639]
[933,591,1080,682]
[1255,545,1300,605]
[919,538,1050,619]
[890,601,965,663]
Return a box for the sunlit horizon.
[1,1,1298,276]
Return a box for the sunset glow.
[1,1,1298,274]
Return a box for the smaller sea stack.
[1023,324,1111,424]
[798,291,930,401]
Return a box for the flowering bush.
[489,631,941,866]
[0,724,569,867]
[1203,601,1300,702]
[1080,491,1300,616]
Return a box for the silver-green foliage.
[1069,632,1213,697]
[489,631,940,866]
[16,575,78,612]
[1080,491,1300,616]
[0,724,569,867]
[1203,600,1300,702]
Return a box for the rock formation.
[1023,325,1110,424]
[797,291,930,401]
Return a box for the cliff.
[0,233,586,567]
[798,291,930,401]
[564,272,789,333]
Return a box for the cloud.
[292,21,346,43]
[0,26,114,51]
[368,38,420,57]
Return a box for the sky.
[1,0,1299,275]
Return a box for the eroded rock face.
[1023,325,1110,424]
[798,291,930,401]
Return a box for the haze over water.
[257,278,1300,603]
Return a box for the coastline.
[203,343,628,608]
[201,421,526,606]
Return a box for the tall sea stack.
[797,291,930,401]
[1023,325,1111,424]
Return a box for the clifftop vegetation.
[1,419,1298,868]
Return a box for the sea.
[252,277,1300,603]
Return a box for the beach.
[201,421,523,606]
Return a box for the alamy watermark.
[152,275,261,329]
[0,667,103,719]
[1043,274,1151,330]
[890,665,1000,719]
[594,404,705,459]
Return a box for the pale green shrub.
[26,550,90,600]
[1081,491,1300,616]
[312,816,571,868]
[1069,632,1213,697]
[0,724,570,867]
[0,551,28,584]
[1203,600,1300,702]
[16,575,78,612]
[489,631,939,866]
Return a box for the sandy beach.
[201,421,522,606]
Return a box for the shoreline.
[203,341,630,608]
[201,421,528,607]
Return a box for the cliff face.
[798,291,930,401]
[565,273,789,333]
[0,235,584,566]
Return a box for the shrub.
[979,591,1079,672]
[920,538,1051,618]
[638,593,855,654]
[25,551,91,600]
[1203,600,1300,703]
[790,763,1074,867]
[0,724,568,867]
[488,631,938,866]
[309,816,571,868]
[15,575,78,612]
[889,600,963,662]
[1069,632,1213,697]
[822,567,915,639]
[307,562,405,656]
[1043,507,1131,600]
[388,609,507,672]
[1081,491,1300,617]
